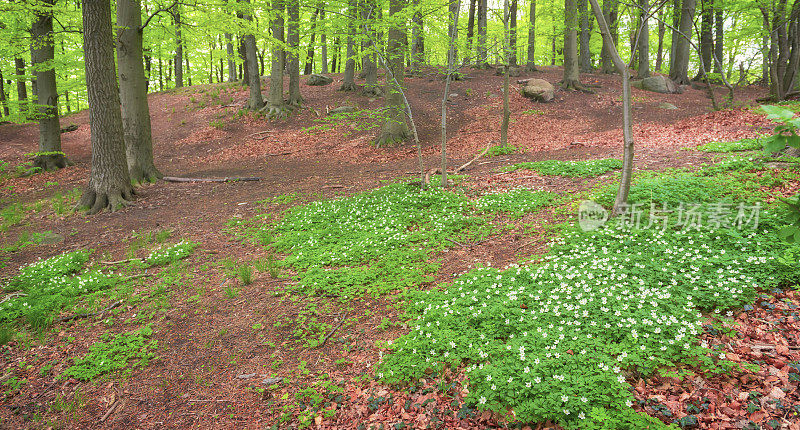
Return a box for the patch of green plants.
[521,108,545,116]
[145,240,197,267]
[236,264,254,285]
[60,325,157,381]
[258,192,302,206]
[1,201,27,233]
[504,159,623,177]
[486,145,518,157]
[51,187,82,216]
[302,108,389,136]
[209,119,225,129]
[696,138,763,153]
[591,170,741,207]
[476,188,562,217]
[379,213,798,429]
[0,250,120,331]
[698,156,762,176]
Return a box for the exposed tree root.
[338,82,357,92]
[422,143,491,186]
[560,79,596,93]
[362,86,383,98]
[162,176,260,183]
[129,165,163,186]
[33,154,71,172]
[77,186,135,215]
[375,130,409,147]
[260,104,290,119]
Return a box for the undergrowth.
[696,138,763,153]
[476,188,562,217]
[60,325,157,381]
[504,159,623,177]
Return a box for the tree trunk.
[117,0,161,184]
[696,0,713,80]
[578,0,593,72]
[14,58,28,115]
[411,0,424,71]
[467,0,477,55]
[226,33,237,82]
[185,52,192,86]
[0,69,8,117]
[362,0,382,97]
[670,0,695,85]
[267,0,288,116]
[637,0,650,78]
[527,0,537,70]
[377,0,410,146]
[441,0,462,187]
[502,0,511,146]
[655,8,665,71]
[304,7,320,75]
[668,0,680,77]
[31,0,69,171]
[450,0,461,66]
[600,0,618,73]
[477,0,488,66]
[79,0,134,214]
[242,0,264,110]
[287,0,302,105]
[509,0,518,66]
[331,37,339,73]
[563,0,582,88]
[340,0,357,91]
[320,6,328,73]
[713,0,723,74]
[173,5,183,88]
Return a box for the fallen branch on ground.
[162,176,260,183]
[55,300,124,324]
[423,143,492,186]
[316,312,349,349]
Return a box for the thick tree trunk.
[637,0,650,78]
[304,7,320,75]
[242,0,264,110]
[562,0,583,88]
[362,0,382,97]
[79,0,134,214]
[226,33,237,82]
[696,0,713,80]
[331,37,339,73]
[320,7,328,73]
[670,0,695,85]
[655,8,665,71]
[509,0,518,66]
[714,0,723,74]
[340,0,357,91]
[173,5,183,88]
[600,0,618,73]
[377,0,410,146]
[267,0,288,117]
[14,58,28,115]
[578,0,593,72]
[411,0,424,71]
[117,0,161,184]
[527,0,537,70]
[467,0,477,55]
[477,0,488,66]
[287,0,302,105]
[668,0,680,77]
[31,0,69,171]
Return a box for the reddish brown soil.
[0,67,795,430]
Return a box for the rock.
[237,373,257,379]
[631,75,682,94]
[495,66,522,77]
[37,232,64,245]
[262,377,283,386]
[328,106,356,115]
[521,79,555,102]
[657,102,678,110]
[306,74,333,86]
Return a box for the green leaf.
[764,135,787,153]
[761,105,796,122]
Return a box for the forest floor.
[0,66,798,430]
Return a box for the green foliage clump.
[1,251,119,330]
[476,188,561,217]
[696,138,763,153]
[505,159,623,177]
[302,109,389,136]
[591,170,737,207]
[698,156,761,176]
[60,325,157,381]
[145,240,197,267]
[379,219,796,429]
[486,145,518,157]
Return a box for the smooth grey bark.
[287,0,302,105]
[304,6,320,75]
[450,0,461,65]
[320,7,328,73]
[242,0,264,109]
[670,0,695,84]
[714,0,723,74]
[411,0,424,71]
[655,7,666,71]
[267,0,288,117]
[0,70,8,117]
[501,0,510,146]
[362,0,381,96]
[377,0,410,146]
[117,0,161,184]
[79,0,134,214]
[526,0,537,70]
[477,0,488,66]
[509,0,517,66]
[637,0,650,78]
[562,0,583,88]
[441,0,461,187]
[696,0,713,80]
[226,33,237,82]
[467,0,476,54]
[340,0,357,91]
[14,58,27,115]
[600,0,618,73]
[173,4,183,88]
[578,0,593,72]
[668,0,680,77]
[31,0,69,171]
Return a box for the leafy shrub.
[61,325,157,381]
[697,138,763,153]
[486,145,518,157]
[591,170,737,207]
[505,159,623,177]
[698,156,761,176]
[379,218,795,428]
[145,241,197,267]
[476,189,561,217]
[302,109,389,135]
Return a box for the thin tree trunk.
[287,0,302,105]
[600,0,618,73]
[713,0,723,74]
[655,8,665,71]
[502,0,511,146]
[320,6,328,73]
[578,0,593,72]
[14,58,28,116]
[304,7,320,75]
[117,0,161,184]
[669,0,680,77]
[185,51,192,86]
[377,0,410,146]
[411,0,424,71]
[362,0,381,96]
[467,0,477,56]
[331,36,339,73]
[509,0,518,66]
[242,0,264,109]
[340,0,357,90]
[696,0,713,80]
[477,0,488,66]
[226,33,237,82]
[563,0,583,88]
[637,0,650,78]
[442,0,461,187]
[527,0,537,70]
[0,70,8,117]
[79,0,134,214]
[173,5,183,88]
[450,0,461,65]
[267,0,288,116]
[31,0,69,171]
[670,0,695,84]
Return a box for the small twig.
[162,176,261,183]
[445,238,467,248]
[100,399,120,422]
[248,130,276,140]
[265,151,292,157]
[322,185,348,189]
[0,292,26,305]
[454,143,492,173]
[102,258,142,265]
[121,273,152,281]
[56,300,124,324]
[316,312,349,349]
